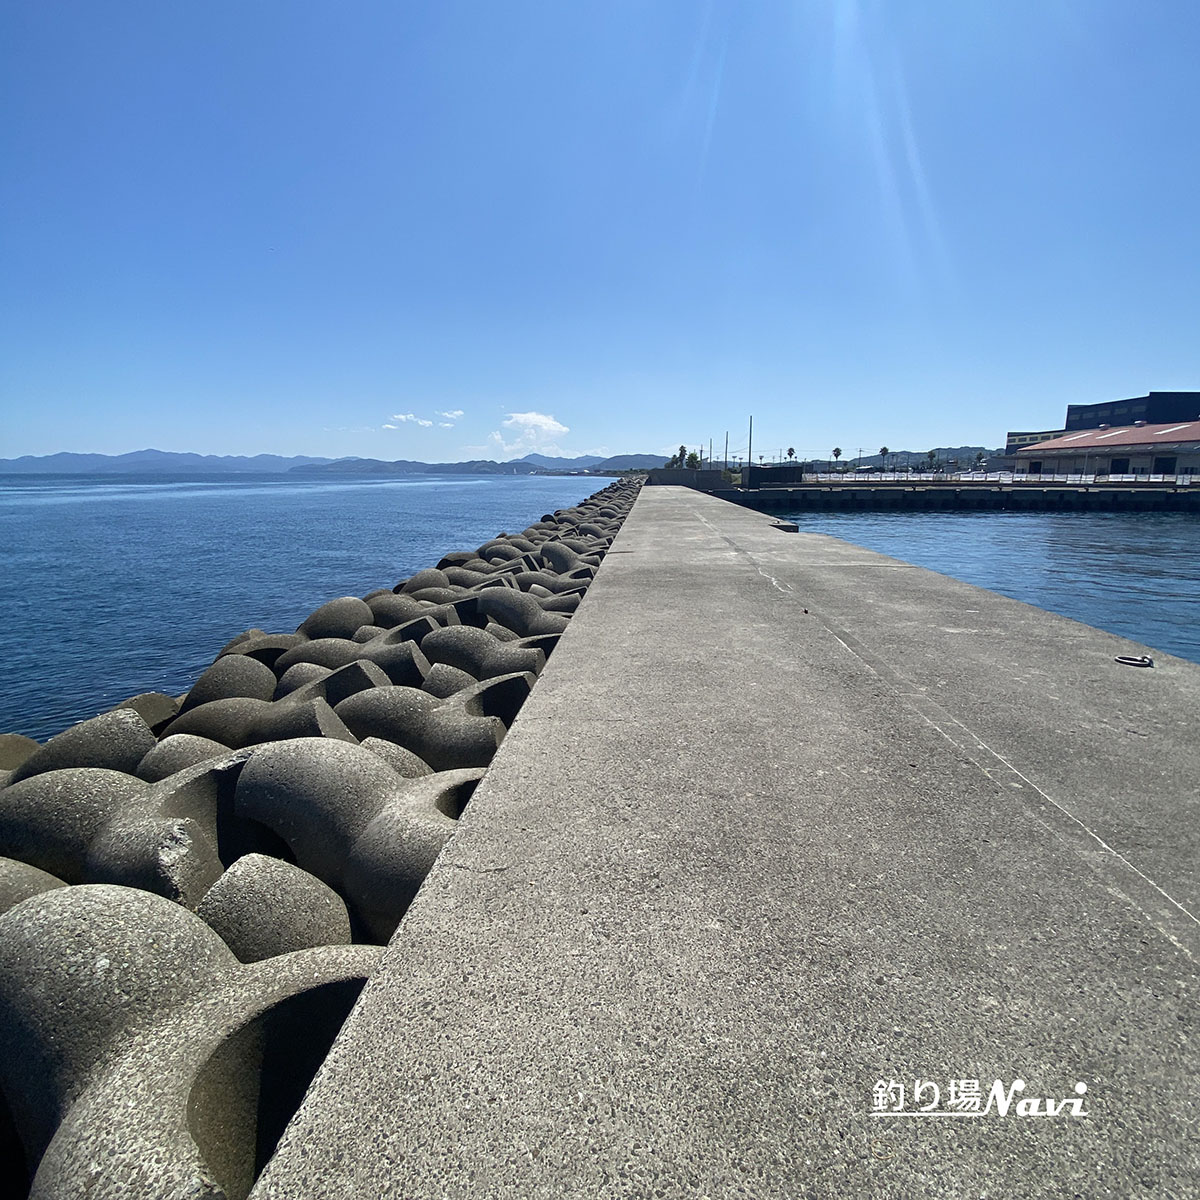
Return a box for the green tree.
[787,447,795,460]
[926,449,936,469]
[879,446,889,470]
[685,450,701,469]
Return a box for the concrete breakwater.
[702,481,1200,512]
[256,486,1197,1198]
[0,477,640,1199]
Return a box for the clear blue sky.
[3,1,1198,463]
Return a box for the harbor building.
[1013,420,1200,476]
[1004,392,1200,466]
[1005,428,1066,454]
[1064,391,1200,430]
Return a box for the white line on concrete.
[818,618,1200,961]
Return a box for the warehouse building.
[1014,421,1200,477]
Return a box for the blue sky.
[3,1,1198,463]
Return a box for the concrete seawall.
[701,481,1200,512]
[255,486,1199,1197]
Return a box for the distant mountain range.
[0,448,668,475]
[0,449,337,474]
[0,446,1006,476]
[291,452,668,475]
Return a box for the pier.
[255,487,1199,1197]
[676,478,1200,513]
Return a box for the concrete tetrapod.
[177,655,279,716]
[216,631,305,669]
[0,856,67,916]
[474,589,570,639]
[421,662,479,698]
[196,853,353,962]
[272,662,333,698]
[136,734,234,783]
[342,766,482,942]
[358,737,433,778]
[0,753,270,909]
[270,659,392,708]
[0,734,39,773]
[0,768,157,883]
[363,591,430,629]
[8,709,157,786]
[159,696,358,750]
[105,691,181,731]
[296,595,374,641]
[332,685,505,770]
[233,738,484,938]
[0,884,381,1200]
[419,624,546,681]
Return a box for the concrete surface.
[253,486,1199,1199]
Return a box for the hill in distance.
[0,448,668,476]
[293,452,668,476]
[772,445,1003,469]
[0,449,335,474]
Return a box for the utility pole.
[724,432,729,471]
[747,416,753,486]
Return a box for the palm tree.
[787,447,795,461]
[926,449,936,471]
[832,447,841,474]
[879,446,889,472]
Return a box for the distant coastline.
[0,448,667,477]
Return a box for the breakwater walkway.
[256,486,1198,1198]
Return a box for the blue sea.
[2,478,1198,742]
[784,508,1200,668]
[0,473,604,741]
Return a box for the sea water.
[0,473,602,740]
[3,481,1197,741]
[782,508,1200,667]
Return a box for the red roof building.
[1013,421,1200,477]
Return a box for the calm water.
[4,484,1198,742]
[0,473,602,740]
[784,509,1200,665]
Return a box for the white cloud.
[439,422,454,428]
[437,409,464,420]
[383,423,398,429]
[506,411,568,437]
[487,410,571,458]
[390,412,433,428]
